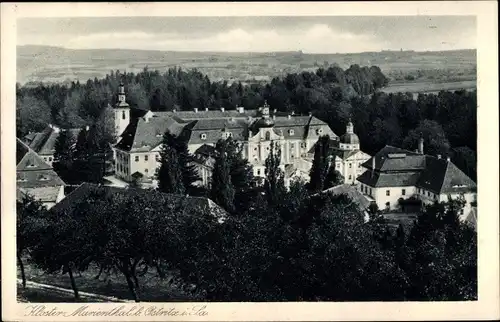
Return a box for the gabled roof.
[26,127,80,156]
[357,145,476,194]
[16,138,65,188]
[361,145,425,172]
[417,155,477,194]
[115,115,189,152]
[51,183,227,221]
[321,184,372,210]
[356,170,420,188]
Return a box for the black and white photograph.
[2,2,499,321]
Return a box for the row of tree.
[17,65,477,181]
[18,133,477,301]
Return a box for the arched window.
[122,111,126,119]
[265,131,271,140]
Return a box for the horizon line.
[17,44,477,55]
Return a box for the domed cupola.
[339,119,360,150]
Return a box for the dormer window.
[26,163,36,168]
[39,175,49,181]
[200,133,207,140]
[289,129,295,136]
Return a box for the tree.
[307,135,331,193]
[224,138,256,212]
[16,95,51,137]
[52,129,76,183]
[157,132,186,195]
[264,141,286,207]
[323,164,344,189]
[402,120,451,156]
[16,195,49,288]
[210,140,235,213]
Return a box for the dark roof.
[357,170,420,188]
[154,109,259,120]
[417,155,477,194]
[465,207,477,230]
[332,149,359,160]
[26,127,80,155]
[17,138,65,188]
[361,145,425,171]
[358,145,476,194]
[321,184,372,210]
[115,115,188,152]
[51,183,227,220]
[195,144,217,157]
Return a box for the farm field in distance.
[18,45,476,92]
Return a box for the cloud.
[61,24,384,53]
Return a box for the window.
[257,169,261,176]
[289,129,295,136]
[156,154,160,162]
[336,163,340,169]
[145,169,148,173]
[265,131,271,140]
[358,163,361,168]
[200,133,207,140]
[135,156,139,162]
[316,128,323,135]
[428,191,431,197]
[122,111,126,119]
[254,147,257,151]
[386,190,390,196]
[291,143,295,149]
[291,154,295,159]
[144,155,148,161]
[349,163,352,168]
[43,157,47,161]
[49,157,52,162]
[402,189,406,196]
[348,175,352,180]
[301,142,306,148]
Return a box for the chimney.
[308,112,312,117]
[272,115,276,120]
[291,111,295,116]
[446,156,451,162]
[194,108,198,113]
[220,107,225,112]
[437,154,441,159]
[237,106,244,113]
[173,109,176,113]
[273,109,277,114]
[85,125,90,131]
[418,137,424,154]
[371,157,375,177]
[287,114,291,119]
[205,107,209,112]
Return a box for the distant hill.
[16,45,477,85]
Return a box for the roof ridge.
[437,160,450,193]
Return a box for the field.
[17,45,476,86]
[380,80,477,96]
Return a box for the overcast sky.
[17,16,476,53]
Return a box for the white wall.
[371,186,417,210]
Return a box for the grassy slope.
[18,262,196,302]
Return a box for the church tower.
[114,83,130,139]
[339,119,360,151]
